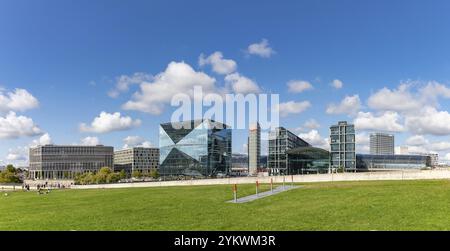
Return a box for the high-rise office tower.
[248,123,261,175]
[330,121,356,172]
[370,133,394,155]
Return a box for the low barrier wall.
[71,169,450,190]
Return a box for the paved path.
[228,185,300,203]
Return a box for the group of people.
[21,181,72,195]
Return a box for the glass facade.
[287,147,330,174]
[159,119,231,177]
[268,127,310,175]
[356,154,431,170]
[330,121,356,172]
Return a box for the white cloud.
[80,111,141,134]
[108,72,152,98]
[122,61,217,115]
[30,133,53,147]
[0,112,43,139]
[0,88,39,114]
[122,136,153,149]
[6,149,27,161]
[80,136,100,146]
[354,111,405,132]
[331,79,343,89]
[287,80,313,93]
[298,130,328,149]
[405,135,429,146]
[199,51,237,75]
[367,84,421,113]
[225,72,260,94]
[247,39,275,58]
[304,119,320,130]
[274,101,311,117]
[405,106,450,136]
[326,95,361,115]
[355,133,370,153]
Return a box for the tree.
[119,170,127,180]
[132,170,142,179]
[0,164,22,184]
[150,169,160,179]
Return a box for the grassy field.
[2,179,450,230]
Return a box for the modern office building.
[287,146,330,174]
[268,127,310,175]
[410,152,438,167]
[356,154,431,170]
[159,119,232,177]
[248,123,261,175]
[370,133,394,155]
[330,121,356,172]
[114,147,159,176]
[29,145,114,180]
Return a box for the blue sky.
[2,0,450,166]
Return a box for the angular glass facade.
[356,154,431,170]
[287,147,330,174]
[268,127,310,175]
[159,120,231,177]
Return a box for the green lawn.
[1,179,450,230]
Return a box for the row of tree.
[0,165,23,184]
[74,167,125,185]
[74,167,160,185]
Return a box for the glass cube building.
[159,119,231,177]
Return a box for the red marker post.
[256,181,259,197]
[291,175,294,187]
[233,184,237,203]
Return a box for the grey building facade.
[268,127,310,175]
[370,133,394,155]
[114,147,159,176]
[29,145,114,180]
[247,123,261,175]
[330,121,356,172]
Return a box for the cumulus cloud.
[331,79,343,89]
[287,80,313,93]
[0,112,43,139]
[122,136,153,149]
[326,95,361,115]
[80,136,100,146]
[304,119,320,130]
[122,61,217,115]
[108,72,152,98]
[0,88,39,114]
[405,106,450,136]
[405,135,429,146]
[30,133,53,147]
[274,101,311,117]
[199,51,237,75]
[354,111,405,132]
[225,72,260,94]
[298,130,329,149]
[247,39,275,58]
[368,84,421,113]
[355,133,370,153]
[80,111,141,134]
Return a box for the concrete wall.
[71,169,450,190]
